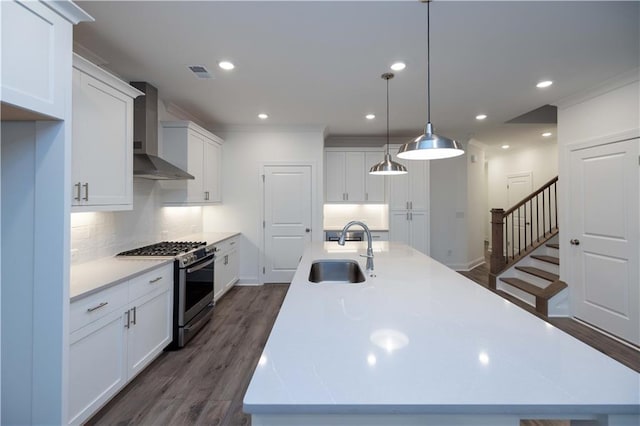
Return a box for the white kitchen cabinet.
[1,1,91,120]
[161,121,223,205]
[71,54,143,212]
[214,236,240,301]
[67,263,173,425]
[324,149,385,203]
[388,150,429,211]
[390,210,430,255]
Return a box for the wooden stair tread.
[500,277,546,297]
[515,266,559,282]
[531,254,560,265]
[546,243,559,249]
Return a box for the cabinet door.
[344,152,365,202]
[225,248,239,289]
[1,0,69,119]
[325,151,346,202]
[126,289,173,379]
[409,210,430,255]
[408,160,429,211]
[72,69,133,208]
[365,151,386,202]
[203,139,221,203]
[213,256,226,301]
[186,130,205,203]
[388,154,410,210]
[389,211,411,246]
[68,310,127,425]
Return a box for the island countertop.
[244,242,639,423]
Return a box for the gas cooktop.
[117,241,206,257]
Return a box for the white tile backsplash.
[71,179,202,263]
[323,204,388,230]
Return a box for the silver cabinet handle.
[224,254,229,265]
[230,241,236,245]
[345,193,349,201]
[149,276,162,284]
[410,212,413,220]
[204,191,210,201]
[86,302,108,313]
[124,310,130,328]
[570,239,580,246]
[406,201,409,209]
[365,193,369,201]
[82,183,89,201]
[74,182,82,201]
[131,307,137,325]
[410,201,413,210]
[406,212,409,221]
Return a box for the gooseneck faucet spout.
[338,221,374,271]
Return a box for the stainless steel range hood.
[131,82,194,180]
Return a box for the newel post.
[489,208,506,289]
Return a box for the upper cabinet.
[325,148,385,203]
[71,54,143,212]
[1,1,92,120]
[161,121,223,205]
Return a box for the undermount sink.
[308,259,366,284]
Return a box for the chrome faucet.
[338,221,374,271]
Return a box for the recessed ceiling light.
[390,62,406,71]
[501,144,510,149]
[475,114,487,120]
[365,114,375,120]
[258,113,268,120]
[536,80,553,88]
[542,132,553,137]
[218,61,235,70]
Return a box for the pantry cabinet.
[324,148,385,203]
[161,121,223,205]
[71,54,143,211]
[388,146,430,255]
[214,235,240,301]
[1,1,91,120]
[68,263,173,425]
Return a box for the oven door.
[179,255,214,327]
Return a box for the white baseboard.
[236,275,261,286]
[450,257,485,272]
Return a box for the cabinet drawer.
[215,236,239,255]
[70,283,128,333]
[128,263,173,303]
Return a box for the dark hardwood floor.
[87,284,289,426]
[87,261,638,426]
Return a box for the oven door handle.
[186,257,215,273]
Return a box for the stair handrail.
[489,176,558,287]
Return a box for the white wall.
[466,142,487,269]
[70,99,203,263]
[203,127,325,284]
[486,142,558,213]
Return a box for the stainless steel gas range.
[118,240,216,348]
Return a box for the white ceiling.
[74,1,639,147]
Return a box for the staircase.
[494,235,568,316]
[489,176,568,316]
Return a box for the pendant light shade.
[398,0,464,160]
[369,73,408,175]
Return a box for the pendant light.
[397,0,464,160]
[369,73,408,175]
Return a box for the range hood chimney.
[131,82,194,180]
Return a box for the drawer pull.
[229,241,236,246]
[131,307,137,325]
[124,310,130,328]
[86,302,108,313]
[149,277,163,284]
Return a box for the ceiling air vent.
[188,65,213,79]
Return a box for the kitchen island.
[244,242,639,425]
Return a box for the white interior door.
[569,138,639,346]
[263,165,312,283]
[506,172,532,255]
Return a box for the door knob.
[570,239,580,246]
[305,228,311,233]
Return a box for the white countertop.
[70,231,240,302]
[244,242,640,416]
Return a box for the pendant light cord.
[386,76,390,154]
[426,0,431,124]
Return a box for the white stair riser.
[548,288,570,317]
[528,258,560,275]
[496,282,536,307]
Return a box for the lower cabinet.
[68,263,173,425]
[214,236,240,301]
[389,210,430,255]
